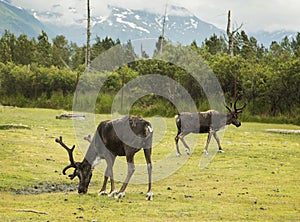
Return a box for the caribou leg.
[98,154,117,197]
[115,147,137,199]
[179,133,191,155]
[175,132,191,156]
[107,155,117,197]
[99,174,117,197]
[98,175,108,195]
[116,163,135,199]
[175,132,182,156]
[143,148,153,200]
[213,132,224,153]
[204,131,213,155]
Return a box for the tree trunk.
[226,10,234,57]
[86,0,91,69]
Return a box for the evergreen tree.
[291,32,300,57]
[14,34,35,65]
[52,35,71,68]
[0,30,15,63]
[203,34,227,55]
[35,31,52,67]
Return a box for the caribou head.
[55,136,92,194]
[225,96,246,127]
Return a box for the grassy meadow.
[0,106,299,221]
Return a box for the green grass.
[0,106,299,221]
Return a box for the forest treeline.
[0,30,299,124]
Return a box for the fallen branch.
[56,113,85,120]
[16,209,49,215]
[0,124,30,130]
[266,129,300,134]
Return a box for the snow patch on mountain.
[116,17,150,33]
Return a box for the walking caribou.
[55,116,154,200]
[175,98,246,156]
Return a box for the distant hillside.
[251,30,297,46]
[0,1,297,47]
[89,5,224,46]
[0,0,49,38]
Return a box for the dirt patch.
[9,182,78,195]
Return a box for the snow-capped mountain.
[0,0,50,38]
[30,4,224,46]
[252,30,297,46]
[90,5,224,45]
[0,1,297,47]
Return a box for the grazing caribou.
[55,116,154,200]
[175,98,246,156]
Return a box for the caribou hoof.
[108,190,117,197]
[146,191,153,201]
[176,152,182,157]
[98,190,107,196]
[218,149,224,153]
[185,148,190,155]
[203,150,208,155]
[115,192,125,199]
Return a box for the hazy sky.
[11,0,300,32]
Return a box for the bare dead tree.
[160,2,168,54]
[86,0,91,69]
[226,10,243,57]
[226,10,243,100]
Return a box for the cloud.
[179,0,300,32]
[110,0,296,32]
[11,0,300,32]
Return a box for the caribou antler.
[224,100,233,113]
[224,96,246,113]
[55,136,78,177]
[225,103,232,113]
[233,95,246,113]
